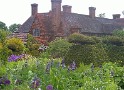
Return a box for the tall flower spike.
[45,62,51,74]
[71,61,76,70]
[30,76,40,89]
[61,58,66,68]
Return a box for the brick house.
[14,0,124,44]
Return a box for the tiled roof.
[62,12,103,34]
[17,12,124,36]
[17,16,35,33]
[61,12,123,34]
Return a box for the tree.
[0,21,8,30]
[0,29,9,43]
[9,23,21,32]
[98,13,105,18]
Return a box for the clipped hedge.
[68,33,96,45]
[104,44,124,65]
[65,43,108,66]
[102,36,124,46]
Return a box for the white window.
[33,29,40,36]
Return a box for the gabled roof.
[17,16,35,33]
[17,11,124,35]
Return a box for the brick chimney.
[89,7,96,18]
[62,5,72,13]
[51,0,62,32]
[31,3,38,16]
[113,14,121,19]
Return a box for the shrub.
[68,33,96,45]
[28,44,41,57]
[0,29,9,43]
[0,46,11,65]
[112,30,124,37]
[102,36,124,46]
[6,37,25,54]
[65,43,108,66]
[0,43,2,49]
[47,38,72,58]
[104,44,124,65]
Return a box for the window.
[33,29,40,36]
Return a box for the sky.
[0,0,124,27]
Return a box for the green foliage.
[6,37,25,54]
[25,34,40,56]
[0,43,2,49]
[104,44,124,65]
[102,36,124,46]
[0,65,6,77]
[26,34,38,47]
[0,46,11,65]
[8,23,21,32]
[0,29,9,43]
[28,44,41,57]
[112,30,124,37]
[0,30,10,65]
[65,45,93,66]
[65,44,108,66]
[47,38,72,58]
[1,58,124,90]
[68,33,96,45]
[0,21,8,30]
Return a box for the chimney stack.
[89,7,96,18]
[51,0,62,32]
[62,5,72,13]
[113,14,121,19]
[31,3,38,16]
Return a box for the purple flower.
[4,80,10,85]
[8,55,19,62]
[8,54,24,62]
[0,77,10,86]
[0,79,3,85]
[30,77,40,89]
[68,61,76,71]
[46,85,53,90]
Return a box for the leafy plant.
[47,38,72,58]
[6,37,25,54]
[68,33,96,45]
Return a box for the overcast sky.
[0,0,124,26]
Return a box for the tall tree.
[9,23,21,32]
[0,21,8,30]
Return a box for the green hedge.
[65,43,108,66]
[104,44,124,65]
[68,33,96,45]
